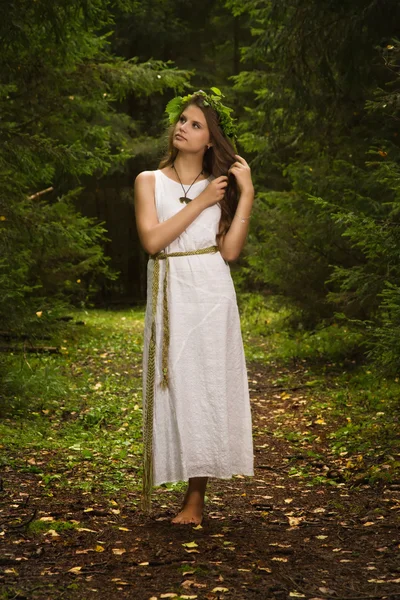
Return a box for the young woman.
[134,89,254,525]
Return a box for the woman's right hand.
[197,176,228,209]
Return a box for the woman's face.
[173,104,211,154]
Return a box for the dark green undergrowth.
[0,298,399,492]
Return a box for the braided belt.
[141,244,220,512]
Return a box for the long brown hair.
[159,95,239,242]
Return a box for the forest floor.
[1,309,399,600]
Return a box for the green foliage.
[0,0,190,349]
[227,0,400,372]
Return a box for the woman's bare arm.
[134,171,227,255]
[218,155,254,262]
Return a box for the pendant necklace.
[172,163,204,204]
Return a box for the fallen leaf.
[118,527,130,532]
[39,516,55,522]
[160,594,179,598]
[112,548,126,555]
[139,561,149,566]
[95,545,104,552]
[68,566,83,574]
[272,557,288,562]
[44,530,60,537]
[288,516,303,527]
[211,587,229,593]
[76,528,98,533]
[289,593,306,598]
[182,541,198,548]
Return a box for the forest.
[1,1,400,599]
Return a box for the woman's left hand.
[228,155,254,194]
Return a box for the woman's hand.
[196,175,228,209]
[228,155,254,195]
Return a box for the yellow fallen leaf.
[39,516,55,522]
[83,508,94,513]
[112,548,126,555]
[192,524,203,530]
[363,522,375,527]
[160,594,179,598]
[182,541,198,548]
[284,498,293,504]
[4,568,18,575]
[76,527,98,533]
[316,535,328,539]
[118,527,130,532]
[139,561,149,566]
[185,549,200,553]
[289,593,305,598]
[95,545,105,552]
[238,568,251,572]
[44,530,60,537]
[272,557,288,562]
[211,588,229,593]
[258,567,272,572]
[68,566,82,574]
[288,516,303,527]
[110,509,120,514]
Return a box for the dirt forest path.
[1,350,400,599]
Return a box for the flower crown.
[165,87,237,144]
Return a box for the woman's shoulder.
[135,170,158,184]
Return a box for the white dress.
[142,169,254,486]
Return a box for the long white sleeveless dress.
[142,169,254,486]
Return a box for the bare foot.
[171,502,204,525]
[171,477,207,525]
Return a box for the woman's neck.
[172,152,205,182]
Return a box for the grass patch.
[0,307,145,495]
[1,298,399,491]
[27,519,77,534]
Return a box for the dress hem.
[154,470,255,487]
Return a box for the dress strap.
[141,245,219,512]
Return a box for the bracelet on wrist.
[235,212,251,223]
